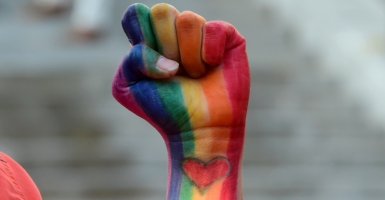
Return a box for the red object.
[0,152,42,200]
[182,157,230,190]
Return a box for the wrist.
[164,126,245,200]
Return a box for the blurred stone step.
[248,84,349,110]
[26,164,385,198]
[0,135,167,166]
[0,0,285,73]
[243,135,385,164]
[28,164,168,196]
[1,0,383,199]
[44,194,385,200]
[243,193,385,200]
[243,164,385,191]
[3,132,384,168]
[246,108,369,137]
[48,195,164,200]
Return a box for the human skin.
[112,3,250,200]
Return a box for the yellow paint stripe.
[179,68,232,198]
[191,179,225,199]
[151,4,180,62]
[179,77,210,159]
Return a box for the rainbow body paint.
[112,3,250,200]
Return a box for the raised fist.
[112,3,250,200]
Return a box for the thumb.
[116,44,179,87]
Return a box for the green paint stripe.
[154,80,195,152]
[180,176,194,200]
[142,45,160,74]
[181,131,195,156]
[154,80,195,198]
[135,4,157,50]
[149,12,164,54]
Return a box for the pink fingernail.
[157,56,179,72]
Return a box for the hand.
[112,3,250,200]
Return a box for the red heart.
[182,156,231,191]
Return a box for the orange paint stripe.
[199,68,232,157]
[176,11,206,78]
[205,180,225,199]
[192,128,231,161]
[192,68,232,198]
[199,68,233,127]
[192,179,224,199]
[209,128,231,157]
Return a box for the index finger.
[122,3,157,50]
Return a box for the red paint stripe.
[220,43,249,200]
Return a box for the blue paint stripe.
[122,45,145,86]
[130,80,181,134]
[167,134,184,200]
[130,81,185,199]
[130,80,185,198]
[122,4,144,45]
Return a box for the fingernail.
[157,56,179,72]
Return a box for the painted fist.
[112,3,250,200]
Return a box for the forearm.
[114,3,250,199]
[164,127,245,200]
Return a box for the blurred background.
[0,0,385,199]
